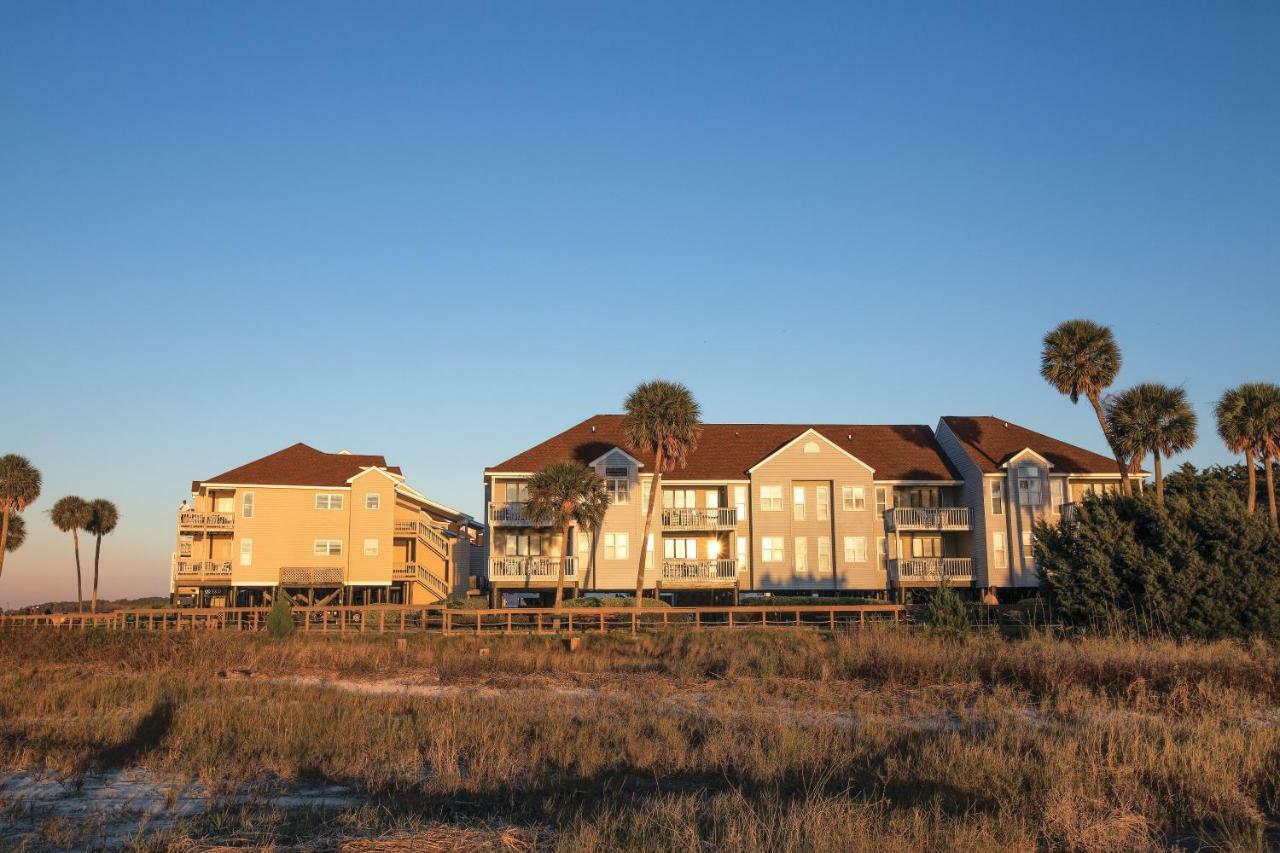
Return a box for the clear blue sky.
[3,2,1277,607]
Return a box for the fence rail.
[0,603,927,635]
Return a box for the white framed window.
[736,536,748,568]
[607,478,630,505]
[363,538,379,556]
[313,539,343,556]
[605,465,630,478]
[663,489,696,509]
[794,537,808,573]
[817,537,831,573]
[577,530,592,559]
[734,486,747,523]
[990,481,1004,516]
[215,496,234,513]
[1018,468,1042,505]
[241,492,254,518]
[505,483,529,503]
[761,486,783,511]
[1022,530,1034,558]
[505,532,542,557]
[876,537,886,570]
[706,539,721,559]
[793,486,806,520]
[365,493,380,510]
[604,532,629,560]
[315,494,344,511]
[641,479,651,510]
[842,486,866,511]
[993,532,1008,569]
[912,536,941,558]
[762,536,784,562]
[1049,479,1065,512]
[875,486,888,516]
[647,533,654,554]
[843,536,867,563]
[664,538,698,559]
[706,490,720,508]
[816,486,829,521]
[239,538,253,566]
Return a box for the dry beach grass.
[1,627,1277,850]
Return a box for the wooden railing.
[661,507,738,529]
[0,603,911,635]
[488,556,577,581]
[394,520,451,558]
[884,507,970,530]
[661,559,738,581]
[174,560,233,578]
[487,503,541,527]
[178,511,234,531]
[393,562,450,599]
[889,557,973,582]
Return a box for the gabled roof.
[196,443,403,489]
[486,416,962,482]
[940,416,1142,476]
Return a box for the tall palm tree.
[525,460,611,610]
[1040,320,1131,494]
[85,499,119,613]
[50,496,93,613]
[0,455,42,582]
[1105,384,1198,503]
[623,380,702,606]
[1215,383,1280,517]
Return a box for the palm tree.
[1215,383,1280,517]
[1105,384,1198,503]
[85,499,119,613]
[4,514,27,553]
[1040,320,1131,494]
[623,380,702,605]
[525,460,611,610]
[50,496,93,613]
[0,455,42,582]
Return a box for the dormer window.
[605,465,629,478]
[1017,467,1043,505]
[607,477,630,505]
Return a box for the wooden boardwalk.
[0,604,913,635]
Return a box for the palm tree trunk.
[1266,455,1278,524]
[1087,393,1131,495]
[554,522,569,610]
[1246,449,1257,513]
[634,448,665,606]
[92,534,102,613]
[1153,450,1164,503]
[73,529,84,613]
[0,509,9,581]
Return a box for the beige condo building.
[172,443,480,607]
[483,415,1143,605]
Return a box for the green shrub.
[922,582,969,637]
[266,593,294,638]
[739,595,883,606]
[560,596,670,608]
[446,595,488,610]
[1037,464,1280,639]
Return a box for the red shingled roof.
[940,416,1130,475]
[486,416,962,481]
[197,443,403,489]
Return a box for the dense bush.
[561,595,670,608]
[1037,464,1280,639]
[739,595,883,606]
[266,593,294,638]
[922,582,970,637]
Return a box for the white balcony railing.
[178,511,235,531]
[661,559,738,581]
[488,556,577,582]
[487,502,545,527]
[661,507,738,529]
[394,520,451,557]
[889,558,973,583]
[394,562,450,598]
[884,507,970,530]
[174,560,233,578]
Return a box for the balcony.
[178,511,235,532]
[488,556,577,583]
[884,507,970,531]
[173,560,233,581]
[889,558,974,585]
[488,502,544,527]
[661,559,738,582]
[394,520,451,557]
[394,562,450,598]
[661,507,738,530]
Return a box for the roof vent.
[847,434,852,440]
[591,425,596,433]
[337,449,352,455]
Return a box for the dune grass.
[1,628,1277,850]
